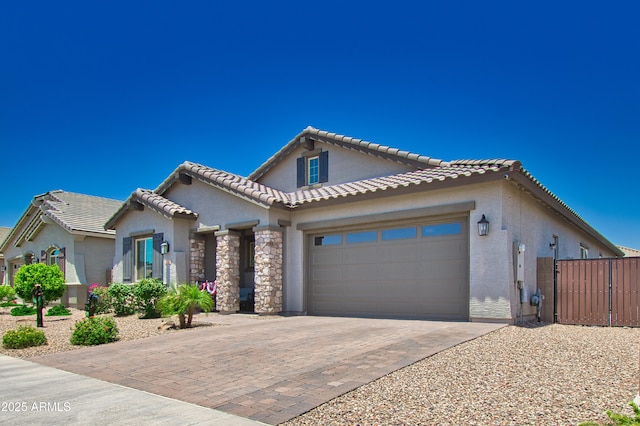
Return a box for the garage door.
[308,219,469,320]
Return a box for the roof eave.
[508,171,624,257]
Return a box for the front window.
[580,244,589,259]
[135,237,153,280]
[48,248,61,268]
[308,156,319,185]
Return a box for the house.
[105,127,623,323]
[0,227,11,286]
[619,246,640,257]
[0,190,122,309]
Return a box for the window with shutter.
[297,150,328,187]
[135,236,153,281]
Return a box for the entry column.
[215,230,240,314]
[253,226,283,315]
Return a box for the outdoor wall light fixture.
[160,241,169,255]
[477,215,490,236]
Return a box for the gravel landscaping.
[2,305,638,425]
[284,323,640,426]
[0,306,219,359]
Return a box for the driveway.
[31,315,505,425]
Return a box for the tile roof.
[171,159,519,208]
[106,127,621,257]
[618,246,640,257]
[39,191,122,235]
[176,162,289,207]
[249,126,446,181]
[0,191,123,251]
[132,189,198,219]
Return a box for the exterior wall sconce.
[477,215,489,236]
[160,241,169,255]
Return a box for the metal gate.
[556,257,640,327]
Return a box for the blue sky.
[1,1,638,248]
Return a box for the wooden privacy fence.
[556,257,640,327]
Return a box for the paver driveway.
[31,315,504,425]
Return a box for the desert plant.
[605,401,640,425]
[10,305,37,316]
[13,263,65,304]
[2,325,47,349]
[579,401,640,426]
[70,316,119,345]
[158,283,213,328]
[46,304,71,316]
[107,283,135,316]
[132,278,167,319]
[0,285,16,302]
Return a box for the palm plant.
[158,283,214,328]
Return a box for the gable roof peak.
[249,127,446,182]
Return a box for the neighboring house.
[619,246,640,257]
[0,190,122,309]
[106,127,623,323]
[0,226,11,286]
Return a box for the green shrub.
[0,285,16,302]
[91,286,112,314]
[13,263,65,303]
[70,316,119,346]
[2,325,47,349]
[10,305,37,316]
[0,301,21,307]
[46,304,71,316]
[107,283,135,316]
[133,278,167,319]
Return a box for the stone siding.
[216,232,240,314]
[254,229,283,314]
[189,234,206,284]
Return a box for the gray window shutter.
[296,157,305,187]
[123,237,132,283]
[319,151,329,183]
[41,250,47,264]
[152,233,164,280]
[59,247,66,278]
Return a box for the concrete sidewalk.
[0,355,267,425]
[26,315,505,424]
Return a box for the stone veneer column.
[215,231,240,314]
[253,226,283,315]
[189,233,206,284]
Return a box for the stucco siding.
[165,180,270,230]
[256,143,414,192]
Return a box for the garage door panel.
[312,250,344,266]
[379,244,420,261]
[376,262,420,283]
[420,259,466,279]
[312,266,342,281]
[344,246,379,263]
[311,282,343,296]
[344,264,381,281]
[308,219,469,320]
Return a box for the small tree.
[158,283,213,328]
[13,263,65,304]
